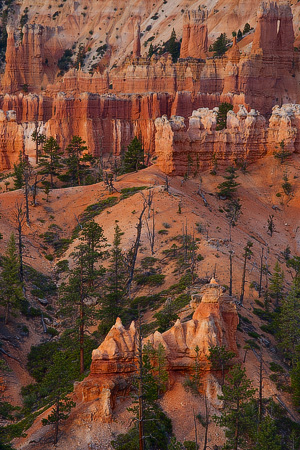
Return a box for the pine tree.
[278,279,300,364]
[216,102,233,130]
[167,28,180,62]
[39,137,63,188]
[148,43,154,58]
[13,152,26,189]
[217,166,240,200]
[100,223,126,334]
[112,325,172,450]
[273,140,291,164]
[291,356,300,410]
[144,342,168,396]
[32,122,46,164]
[41,352,75,445]
[0,234,24,324]
[211,33,228,57]
[269,261,284,308]
[59,221,107,373]
[123,137,144,173]
[63,135,89,186]
[242,23,251,35]
[208,345,235,385]
[255,416,281,450]
[213,364,256,450]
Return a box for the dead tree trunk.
[126,202,147,298]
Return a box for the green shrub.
[80,197,118,223]
[247,331,260,339]
[135,273,165,286]
[270,362,285,373]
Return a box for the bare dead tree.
[30,171,47,206]
[258,247,264,298]
[229,222,233,296]
[23,163,32,226]
[145,208,155,255]
[32,120,46,165]
[15,202,26,282]
[145,189,154,220]
[193,408,198,450]
[202,394,209,450]
[125,200,147,298]
[197,176,208,207]
[258,352,263,423]
[137,312,145,450]
[190,229,197,283]
[164,175,169,193]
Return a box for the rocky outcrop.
[74,280,238,421]
[180,10,208,60]
[2,25,46,94]
[155,104,299,176]
[0,110,24,170]
[132,22,141,59]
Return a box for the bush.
[135,273,165,286]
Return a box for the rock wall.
[0,110,24,170]
[74,280,238,422]
[155,104,299,176]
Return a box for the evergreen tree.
[184,345,203,395]
[0,234,24,324]
[217,166,239,200]
[100,223,126,334]
[211,33,228,57]
[112,333,172,450]
[273,140,291,165]
[237,29,242,41]
[148,43,154,58]
[213,364,256,450]
[13,152,26,189]
[269,261,284,308]
[63,136,90,186]
[291,355,300,410]
[216,102,233,130]
[286,255,300,280]
[167,29,181,62]
[243,23,251,35]
[144,342,169,396]
[208,345,235,385]
[255,416,281,450]
[32,124,46,164]
[123,137,145,173]
[41,352,75,445]
[59,221,107,373]
[39,137,63,188]
[278,278,300,364]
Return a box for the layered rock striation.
[155,104,300,176]
[74,280,238,421]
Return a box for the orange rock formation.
[0,3,299,172]
[155,104,300,176]
[74,280,238,421]
[180,10,208,60]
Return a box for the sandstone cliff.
[74,279,238,421]
[155,104,299,176]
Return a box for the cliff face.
[74,280,238,422]
[0,2,298,172]
[155,104,299,176]
[0,110,24,170]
